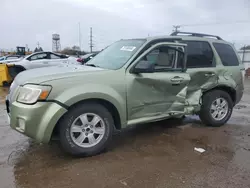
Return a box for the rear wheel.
[199,90,233,127]
[59,102,114,156]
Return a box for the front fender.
[51,84,127,126]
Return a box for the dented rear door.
[182,40,219,109]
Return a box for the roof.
[145,35,227,43]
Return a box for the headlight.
[17,84,52,104]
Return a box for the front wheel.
[199,90,233,127]
[59,102,114,156]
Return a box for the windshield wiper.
[85,64,100,67]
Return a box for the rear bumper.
[235,84,244,105]
[6,99,67,143]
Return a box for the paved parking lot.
[0,80,250,188]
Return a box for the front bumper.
[6,97,67,143]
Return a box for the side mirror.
[132,60,155,74]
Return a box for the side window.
[50,53,62,59]
[6,56,19,60]
[185,41,214,68]
[213,43,239,66]
[30,53,48,61]
[137,45,184,71]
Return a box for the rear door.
[48,52,68,66]
[126,42,190,121]
[183,41,218,107]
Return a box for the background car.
[77,52,98,64]
[0,55,23,63]
[6,51,81,79]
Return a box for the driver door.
[126,42,190,122]
[27,52,50,69]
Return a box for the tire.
[59,102,114,156]
[8,66,25,79]
[199,90,233,127]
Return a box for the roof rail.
[170,31,223,40]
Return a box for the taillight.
[241,68,246,82]
[77,58,82,62]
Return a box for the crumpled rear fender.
[185,69,237,114]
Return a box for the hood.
[0,58,22,64]
[14,64,106,85]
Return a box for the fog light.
[16,118,25,132]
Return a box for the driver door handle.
[205,72,215,77]
[170,76,184,85]
[43,61,48,64]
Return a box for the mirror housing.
[132,60,154,74]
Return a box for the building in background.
[238,49,250,76]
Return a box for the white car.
[0,55,23,63]
[8,51,80,69]
[5,51,81,79]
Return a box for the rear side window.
[184,41,214,68]
[213,43,239,66]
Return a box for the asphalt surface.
[0,80,250,188]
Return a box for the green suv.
[6,32,245,156]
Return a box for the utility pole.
[242,45,246,64]
[173,25,181,32]
[78,22,81,51]
[90,27,93,53]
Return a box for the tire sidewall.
[208,95,232,125]
[60,103,114,156]
[200,90,233,126]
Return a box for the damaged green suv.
[6,32,245,156]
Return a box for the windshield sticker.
[120,46,136,51]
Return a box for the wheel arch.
[51,98,122,140]
[203,85,236,105]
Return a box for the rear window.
[213,43,239,66]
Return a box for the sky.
[1,0,250,52]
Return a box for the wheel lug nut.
[85,133,88,136]
[82,129,85,132]
[90,130,93,133]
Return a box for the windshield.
[86,39,146,70]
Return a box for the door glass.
[6,56,19,60]
[50,53,62,59]
[213,43,239,66]
[184,41,214,68]
[30,53,47,61]
[139,46,180,70]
